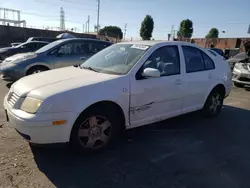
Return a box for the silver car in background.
[232,59,250,88]
[0,38,112,80]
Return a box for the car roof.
[60,38,113,44]
[119,40,200,48]
[25,41,50,44]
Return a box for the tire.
[70,106,124,153]
[26,66,49,75]
[202,89,224,117]
[234,82,244,88]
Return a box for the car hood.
[227,57,245,63]
[11,66,120,98]
[0,47,15,53]
[4,52,37,63]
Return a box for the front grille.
[7,92,19,107]
[239,77,250,82]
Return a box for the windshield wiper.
[81,66,100,72]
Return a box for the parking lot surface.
[0,79,250,188]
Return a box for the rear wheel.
[26,66,49,75]
[70,106,123,152]
[202,89,224,117]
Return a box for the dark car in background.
[209,48,224,57]
[0,41,49,62]
[26,37,58,43]
[0,38,112,80]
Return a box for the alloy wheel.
[209,93,222,114]
[78,115,112,149]
[32,70,42,74]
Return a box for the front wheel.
[70,107,123,152]
[202,89,224,117]
[26,66,49,75]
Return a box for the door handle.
[208,73,212,79]
[175,79,182,85]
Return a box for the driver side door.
[130,45,185,127]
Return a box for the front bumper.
[0,63,25,80]
[232,68,250,86]
[4,96,78,144]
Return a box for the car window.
[75,41,111,55]
[89,42,110,53]
[36,43,48,49]
[23,43,37,50]
[142,46,180,76]
[182,46,205,73]
[58,43,74,55]
[73,42,86,54]
[201,51,215,70]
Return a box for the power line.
[33,0,95,11]
[21,11,85,24]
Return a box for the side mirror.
[142,68,160,78]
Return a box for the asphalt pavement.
[0,79,250,188]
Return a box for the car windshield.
[80,43,150,75]
[35,40,64,54]
[233,52,247,59]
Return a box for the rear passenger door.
[181,45,216,113]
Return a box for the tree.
[206,28,219,38]
[140,15,154,40]
[177,19,193,39]
[98,26,123,39]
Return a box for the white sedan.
[4,41,232,152]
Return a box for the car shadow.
[31,106,250,188]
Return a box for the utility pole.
[83,24,84,33]
[85,15,90,33]
[124,23,127,41]
[96,0,100,33]
[88,15,90,33]
[60,7,65,31]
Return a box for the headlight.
[234,63,242,69]
[20,97,43,114]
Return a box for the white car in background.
[4,41,232,152]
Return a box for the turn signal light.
[52,120,67,125]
